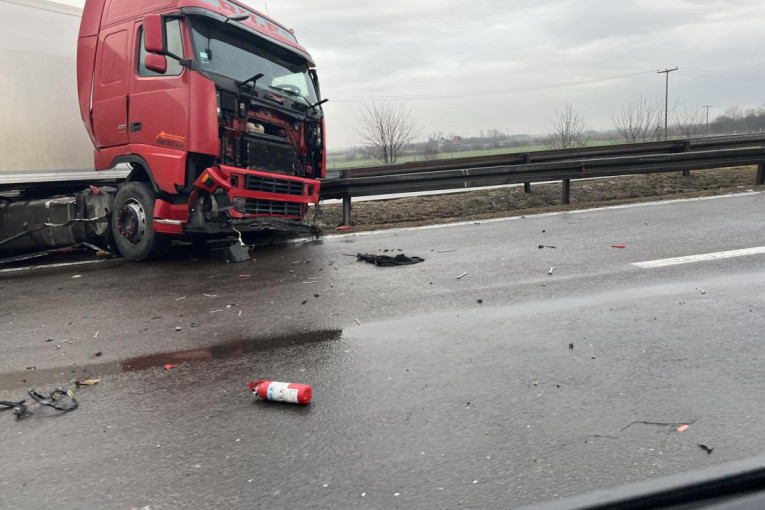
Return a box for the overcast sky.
[57,0,765,149]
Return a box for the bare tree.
[612,96,663,143]
[548,104,587,149]
[674,106,706,139]
[357,102,419,164]
[421,132,442,160]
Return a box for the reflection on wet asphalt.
[0,329,342,390]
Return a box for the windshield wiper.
[268,86,328,115]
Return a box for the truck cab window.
[138,19,184,77]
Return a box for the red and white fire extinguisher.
[248,380,312,404]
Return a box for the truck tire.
[111,182,170,261]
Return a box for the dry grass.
[314,166,763,231]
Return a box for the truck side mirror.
[145,53,167,74]
[144,14,165,54]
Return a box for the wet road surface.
[2,192,765,509]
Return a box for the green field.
[326,140,617,170]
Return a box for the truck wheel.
[111,182,170,261]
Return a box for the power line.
[331,70,658,102]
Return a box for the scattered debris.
[248,380,313,404]
[26,366,37,371]
[239,274,250,278]
[437,249,457,253]
[0,399,26,410]
[301,299,308,305]
[698,444,714,455]
[302,281,317,284]
[175,296,186,301]
[71,275,82,279]
[203,294,217,298]
[477,299,483,304]
[1,399,31,419]
[94,331,100,338]
[569,343,574,349]
[355,318,361,325]
[209,309,223,313]
[225,242,251,263]
[28,386,78,413]
[75,379,101,387]
[335,225,350,231]
[676,424,690,432]
[314,293,320,298]
[457,272,468,279]
[620,419,697,433]
[611,245,626,249]
[696,288,706,295]
[45,337,53,343]
[548,267,555,275]
[175,326,182,332]
[163,364,174,370]
[94,351,102,357]
[539,245,557,249]
[356,253,424,267]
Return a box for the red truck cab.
[77,0,325,260]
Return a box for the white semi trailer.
[0,0,126,256]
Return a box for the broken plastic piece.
[357,253,424,266]
[698,444,713,454]
[75,379,101,387]
[676,424,690,432]
[457,272,468,279]
[548,267,555,275]
[163,364,175,370]
[28,386,78,413]
[611,245,626,248]
[225,243,251,263]
[335,225,350,231]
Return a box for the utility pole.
[703,105,713,134]
[657,67,678,140]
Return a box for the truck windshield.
[188,16,318,105]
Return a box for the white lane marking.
[319,191,762,239]
[632,246,765,268]
[0,259,105,273]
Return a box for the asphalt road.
[2,191,765,509]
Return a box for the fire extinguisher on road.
[248,380,312,404]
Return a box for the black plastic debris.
[698,444,714,455]
[356,253,424,267]
[1,399,28,419]
[226,243,251,263]
[28,386,78,413]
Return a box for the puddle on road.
[0,329,342,391]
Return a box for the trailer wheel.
[111,182,170,261]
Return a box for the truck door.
[129,18,189,155]
[91,28,130,148]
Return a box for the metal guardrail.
[320,134,765,225]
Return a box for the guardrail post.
[524,182,532,194]
[340,169,353,226]
[562,179,571,205]
[342,196,352,226]
[757,164,765,186]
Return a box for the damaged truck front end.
[76,0,325,260]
